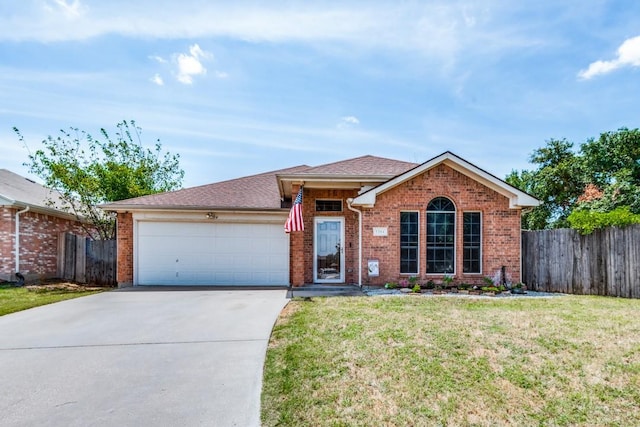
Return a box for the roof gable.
[351,152,540,209]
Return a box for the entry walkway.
[287,284,365,298]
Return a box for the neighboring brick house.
[103,152,539,288]
[0,169,88,282]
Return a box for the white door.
[136,221,289,286]
[313,217,345,283]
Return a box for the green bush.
[568,206,640,234]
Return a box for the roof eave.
[277,173,397,182]
[1,200,83,221]
[276,174,398,198]
[100,204,287,213]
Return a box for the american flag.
[285,187,304,233]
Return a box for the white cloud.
[149,55,167,64]
[0,2,528,63]
[188,44,209,60]
[46,0,87,19]
[338,116,360,129]
[175,44,211,84]
[150,45,225,85]
[578,35,640,79]
[150,74,164,86]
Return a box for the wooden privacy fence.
[522,225,640,298]
[57,233,116,287]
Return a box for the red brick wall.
[289,165,522,287]
[289,187,360,286]
[116,212,134,286]
[0,207,14,279]
[0,207,88,281]
[360,164,522,286]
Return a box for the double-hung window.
[400,212,419,274]
[463,212,481,273]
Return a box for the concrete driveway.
[0,288,288,426]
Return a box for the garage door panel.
[137,221,289,286]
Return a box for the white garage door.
[137,221,289,286]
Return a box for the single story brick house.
[103,152,539,288]
[0,169,88,282]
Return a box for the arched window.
[426,197,455,274]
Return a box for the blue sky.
[1,0,639,188]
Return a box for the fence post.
[57,231,65,278]
[63,233,76,281]
[75,236,86,283]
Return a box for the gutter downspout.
[519,207,535,285]
[346,198,362,287]
[15,205,30,275]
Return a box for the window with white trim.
[463,212,481,273]
[400,211,419,274]
[315,200,342,212]
[426,197,455,274]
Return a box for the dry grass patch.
[262,296,640,426]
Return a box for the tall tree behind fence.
[57,233,116,287]
[522,225,640,298]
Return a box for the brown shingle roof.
[101,165,311,211]
[101,155,418,211]
[286,155,417,177]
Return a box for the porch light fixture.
[206,212,218,219]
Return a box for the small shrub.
[482,276,495,287]
[424,280,435,290]
[568,206,640,235]
[384,282,398,289]
[411,284,421,293]
[442,275,454,288]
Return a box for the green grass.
[0,284,102,316]
[262,296,640,426]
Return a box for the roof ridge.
[307,154,416,170]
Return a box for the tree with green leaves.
[15,120,184,240]
[579,127,640,214]
[506,138,584,230]
[508,128,640,232]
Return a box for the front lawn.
[262,295,640,426]
[0,282,103,316]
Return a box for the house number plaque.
[372,227,388,237]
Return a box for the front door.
[314,217,345,283]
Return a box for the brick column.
[290,230,305,286]
[116,212,134,287]
[289,183,306,286]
